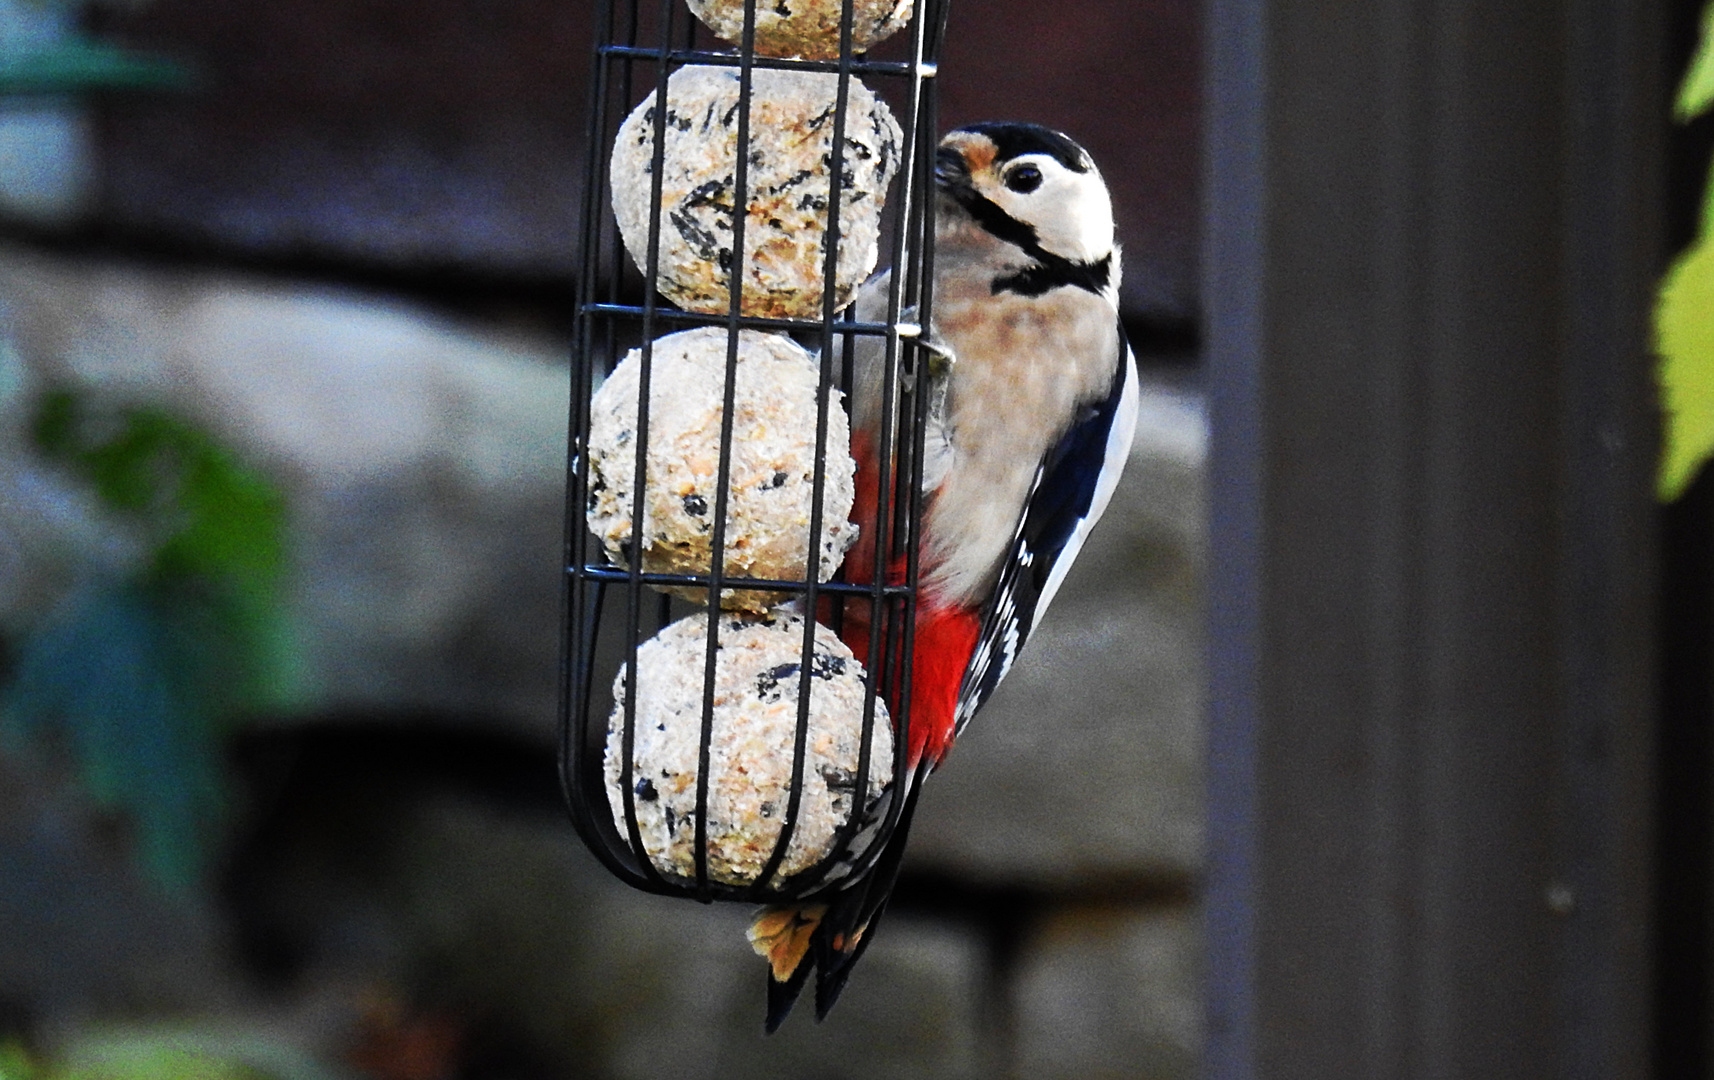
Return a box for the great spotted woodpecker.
[749,121,1140,1029]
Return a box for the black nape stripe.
[935,130,1109,297]
[993,252,1112,298]
[958,121,1091,174]
[947,183,1110,297]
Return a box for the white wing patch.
[1032,347,1140,622]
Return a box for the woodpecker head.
[934,122,1119,300]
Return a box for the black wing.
[952,322,1139,737]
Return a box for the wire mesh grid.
[560,0,950,904]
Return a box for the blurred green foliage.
[0,40,191,96]
[0,1041,35,1080]
[0,1029,345,1080]
[1658,0,1714,500]
[54,1036,271,1080]
[1680,1,1714,122]
[0,389,297,892]
[0,0,190,97]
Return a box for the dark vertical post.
[1202,0,1661,1076]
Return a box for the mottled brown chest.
[919,281,1119,606]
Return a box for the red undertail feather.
[896,604,979,767]
[753,427,978,1031]
[838,433,978,768]
[835,579,978,769]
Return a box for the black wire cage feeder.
[560,0,952,905]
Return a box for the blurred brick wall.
[938,0,1199,320]
[91,0,1198,320]
[92,0,587,276]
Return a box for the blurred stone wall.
[0,243,1203,1078]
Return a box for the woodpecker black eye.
[1004,164,1043,193]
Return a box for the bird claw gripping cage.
[560,0,950,903]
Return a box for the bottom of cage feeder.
[603,608,894,888]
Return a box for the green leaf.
[55,1039,260,1080]
[27,391,297,708]
[8,389,301,888]
[51,1029,345,1080]
[0,40,192,97]
[0,583,224,891]
[0,1041,37,1080]
[1700,157,1714,241]
[1658,234,1714,500]
[1657,2,1714,498]
[1682,1,1714,121]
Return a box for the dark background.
[84,0,1199,327]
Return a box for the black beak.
[934,145,970,195]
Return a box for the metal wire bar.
[600,44,920,77]
[748,0,857,895]
[580,303,921,337]
[577,565,915,596]
[691,0,761,899]
[612,0,682,894]
[562,0,948,903]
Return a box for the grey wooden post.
[1202,0,1662,1076]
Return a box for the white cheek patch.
[1072,174,1115,263]
[995,155,1113,264]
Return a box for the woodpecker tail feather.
[752,905,818,1031]
[749,769,927,1031]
